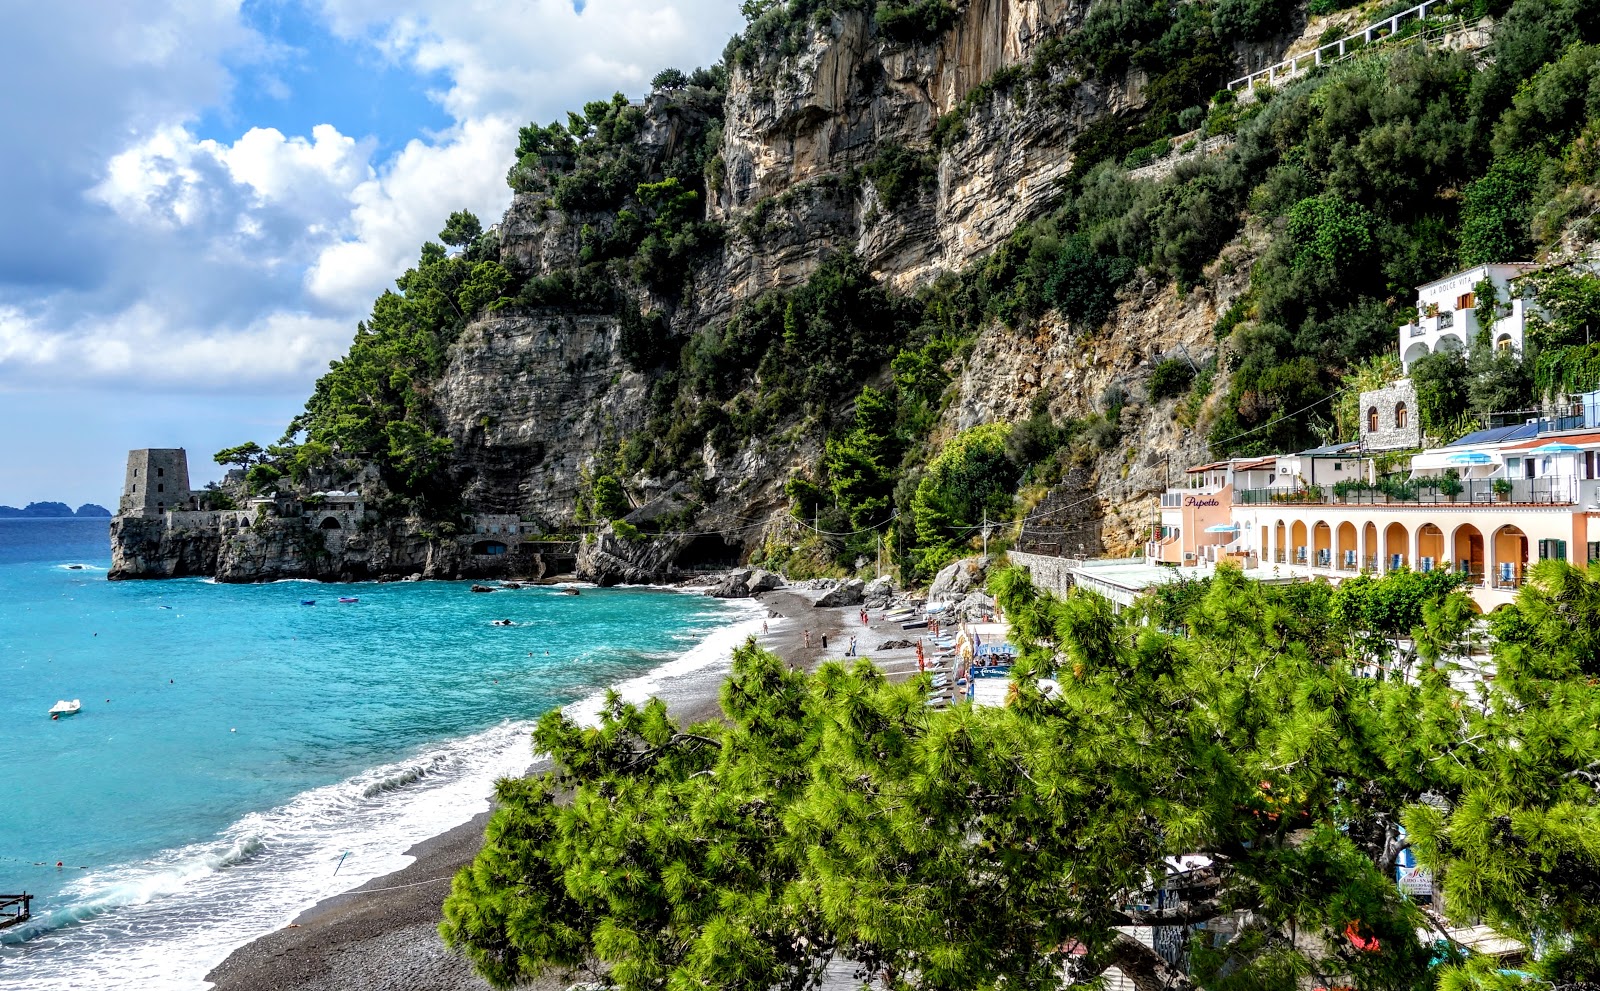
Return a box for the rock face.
[929,556,991,602]
[111,516,576,584]
[109,7,1305,585]
[863,576,895,607]
[816,578,866,607]
[108,517,219,580]
[576,528,693,586]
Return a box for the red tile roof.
[1502,431,1600,451]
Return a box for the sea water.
[0,518,761,989]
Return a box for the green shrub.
[862,143,937,209]
[874,0,957,42]
[1150,358,1196,400]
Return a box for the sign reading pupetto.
[1185,496,1221,507]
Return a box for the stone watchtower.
[119,449,192,517]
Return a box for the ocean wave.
[0,599,765,991]
[563,600,765,728]
[0,720,536,990]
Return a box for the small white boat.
[49,699,81,719]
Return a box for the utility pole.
[982,509,990,559]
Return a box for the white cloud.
[0,0,746,396]
[306,114,516,308]
[321,0,741,121]
[0,301,352,390]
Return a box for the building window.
[1395,403,1408,429]
[133,468,138,478]
[158,468,164,477]
[1457,291,1477,310]
[157,483,164,493]
[1367,407,1379,432]
[1540,538,1569,562]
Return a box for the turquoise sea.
[0,518,759,990]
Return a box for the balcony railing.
[1239,477,1579,507]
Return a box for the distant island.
[0,502,112,518]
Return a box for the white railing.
[1228,0,1443,93]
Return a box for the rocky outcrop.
[108,517,219,581]
[863,575,895,607]
[928,556,991,602]
[575,527,693,586]
[110,515,574,584]
[816,578,866,607]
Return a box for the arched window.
[1368,407,1379,433]
[157,483,164,493]
[1395,403,1407,429]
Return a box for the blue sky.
[0,0,744,508]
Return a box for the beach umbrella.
[1530,443,1582,454]
[1445,451,1493,465]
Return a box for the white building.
[1400,263,1538,371]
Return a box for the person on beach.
[803,630,811,648]
[762,620,769,634]
[848,635,857,656]
[821,634,828,649]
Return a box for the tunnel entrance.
[674,534,742,573]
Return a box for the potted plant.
[1494,477,1513,502]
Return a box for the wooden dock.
[0,893,32,930]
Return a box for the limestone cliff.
[112,1,1316,584]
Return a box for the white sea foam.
[56,563,106,572]
[564,600,765,727]
[0,598,764,991]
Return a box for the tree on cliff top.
[442,565,1600,990]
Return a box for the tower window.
[158,468,164,477]
[133,468,138,477]
[157,483,164,493]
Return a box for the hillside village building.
[1398,262,1538,370]
[1136,266,1600,612]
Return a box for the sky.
[0,0,745,509]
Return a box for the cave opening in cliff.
[675,534,741,573]
[471,540,509,555]
[319,516,342,529]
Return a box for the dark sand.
[206,585,928,991]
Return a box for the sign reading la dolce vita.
[1185,496,1221,508]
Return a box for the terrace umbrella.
[1204,523,1239,532]
[1445,451,1493,465]
[1530,443,1582,454]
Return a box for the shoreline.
[205,584,913,991]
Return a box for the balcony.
[1237,477,1580,507]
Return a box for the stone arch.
[1395,402,1408,429]
[319,516,342,530]
[1383,522,1408,571]
[1436,333,1465,354]
[1492,524,1529,589]
[1496,333,1514,352]
[1403,341,1431,368]
[1418,523,1445,571]
[1274,520,1287,563]
[1363,522,1378,571]
[1452,523,1484,585]
[1313,521,1333,568]
[1368,407,1379,433]
[1291,520,1309,564]
[1336,521,1359,570]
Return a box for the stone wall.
[1008,551,1080,599]
[1359,380,1422,451]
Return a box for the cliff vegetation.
[208,0,1600,582]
